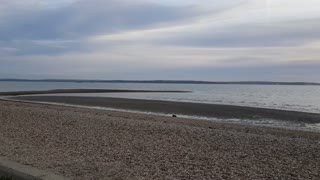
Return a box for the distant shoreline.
[1,79,320,86]
[0,89,190,96]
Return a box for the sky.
[0,0,320,82]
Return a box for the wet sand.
[0,89,190,96]
[0,99,319,179]
[12,96,320,124]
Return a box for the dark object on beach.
[172,114,177,117]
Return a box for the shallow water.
[1,81,320,113]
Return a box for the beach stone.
[0,100,320,179]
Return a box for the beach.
[12,95,320,124]
[0,99,319,179]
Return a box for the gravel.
[0,100,319,179]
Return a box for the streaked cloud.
[0,0,320,81]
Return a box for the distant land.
[0,79,320,86]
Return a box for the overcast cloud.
[0,0,320,81]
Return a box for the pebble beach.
[0,99,320,179]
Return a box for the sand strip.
[12,96,320,124]
[0,89,190,96]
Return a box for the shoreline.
[0,100,319,179]
[4,97,319,133]
[10,95,320,125]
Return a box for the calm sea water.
[1,81,320,113]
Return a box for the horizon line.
[0,78,319,85]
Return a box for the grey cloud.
[1,0,319,82]
[0,0,201,40]
[0,0,209,55]
[159,18,320,47]
[0,39,86,56]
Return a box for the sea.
[1,81,320,114]
[1,81,320,131]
